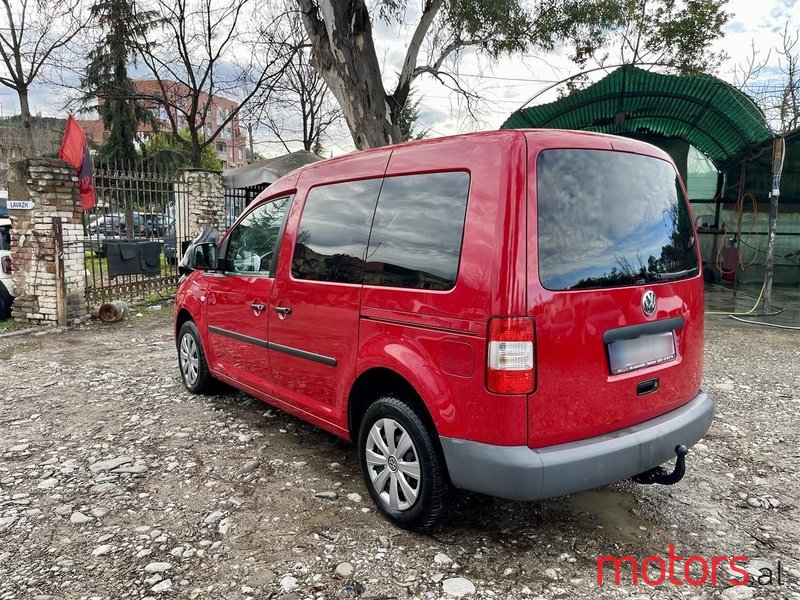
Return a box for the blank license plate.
[608,332,676,375]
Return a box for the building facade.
[80,80,247,169]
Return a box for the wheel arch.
[175,307,194,343]
[348,367,440,448]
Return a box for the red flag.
[59,115,96,209]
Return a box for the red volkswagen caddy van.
[175,130,714,530]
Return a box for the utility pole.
[762,137,786,315]
[247,122,254,164]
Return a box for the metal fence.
[83,162,191,306]
[224,184,267,229]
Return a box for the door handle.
[273,306,292,316]
[250,303,266,312]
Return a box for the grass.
[85,244,179,311]
[138,287,177,306]
[0,318,14,330]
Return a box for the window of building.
[224,197,291,277]
[292,179,383,284]
[364,172,470,291]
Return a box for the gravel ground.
[0,310,797,600]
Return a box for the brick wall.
[175,169,225,246]
[7,158,87,325]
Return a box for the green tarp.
[501,66,774,171]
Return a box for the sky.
[0,0,797,157]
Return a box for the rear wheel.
[358,395,448,531]
[177,320,214,394]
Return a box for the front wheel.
[177,320,215,394]
[358,395,449,531]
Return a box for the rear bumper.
[440,391,714,501]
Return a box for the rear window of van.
[536,149,698,290]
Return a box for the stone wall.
[7,158,87,325]
[175,169,225,248]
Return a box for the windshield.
[536,149,698,291]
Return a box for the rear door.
[527,145,703,448]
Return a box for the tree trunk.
[17,88,34,157]
[298,0,401,149]
[191,144,202,169]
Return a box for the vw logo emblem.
[642,290,657,317]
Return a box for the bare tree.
[246,12,342,155]
[731,41,771,92]
[735,26,800,133]
[131,0,297,168]
[776,26,799,132]
[255,44,342,154]
[0,0,87,155]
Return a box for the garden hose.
[705,280,766,316]
[728,316,799,330]
[706,280,784,317]
[714,192,760,277]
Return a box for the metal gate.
[83,162,191,306]
[224,183,267,229]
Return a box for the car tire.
[177,320,215,394]
[358,395,449,531]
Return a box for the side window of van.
[225,196,290,276]
[292,178,382,284]
[364,172,470,291]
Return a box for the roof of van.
[266,128,674,192]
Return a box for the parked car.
[88,214,123,236]
[0,217,13,320]
[124,212,169,238]
[173,130,714,530]
[163,221,178,265]
[89,212,169,239]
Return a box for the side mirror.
[193,242,218,270]
[180,242,218,275]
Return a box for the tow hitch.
[632,445,688,485]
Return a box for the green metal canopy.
[501,66,774,171]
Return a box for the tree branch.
[393,0,442,103]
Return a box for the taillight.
[486,317,535,394]
[1,256,11,274]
